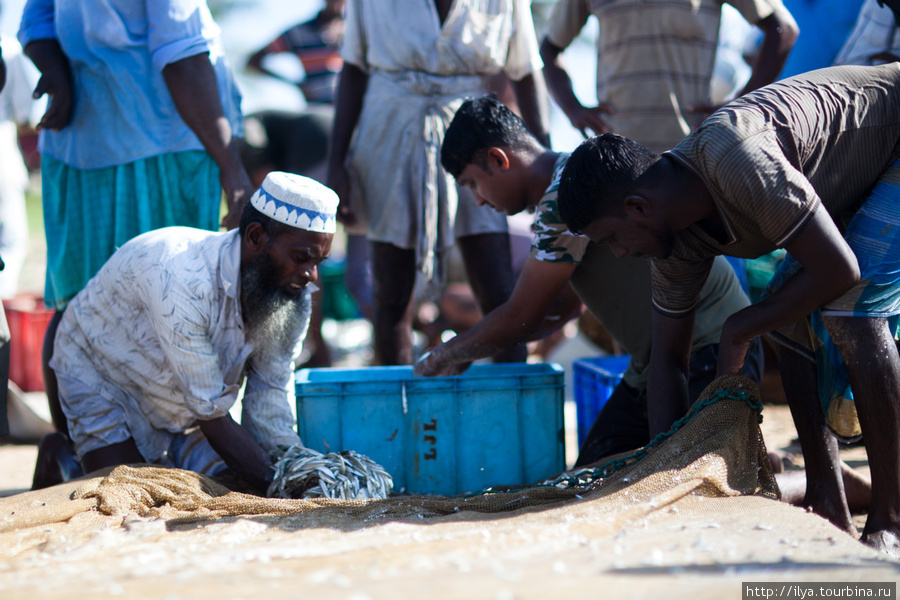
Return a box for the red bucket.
[3,295,54,392]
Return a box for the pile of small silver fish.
[267,444,394,500]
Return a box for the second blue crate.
[573,355,631,448]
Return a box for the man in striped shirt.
[539,0,798,153]
[557,64,900,557]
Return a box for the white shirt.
[341,0,540,81]
[833,0,900,67]
[51,227,305,460]
[0,38,40,189]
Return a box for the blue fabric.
[18,0,243,169]
[766,167,900,434]
[779,0,865,79]
[42,151,221,310]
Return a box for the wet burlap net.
[0,375,893,600]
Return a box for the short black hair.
[441,95,537,178]
[557,133,660,234]
[239,199,294,241]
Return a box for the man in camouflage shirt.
[414,96,760,465]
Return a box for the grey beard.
[241,260,312,362]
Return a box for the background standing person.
[0,39,6,440]
[244,0,373,366]
[18,0,254,435]
[539,0,798,152]
[327,0,551,366]
[777,0,864,78]
[833,0,900,67]
[0,35,36,300]
[246,0,345,106]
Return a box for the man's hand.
[568,103,615,138]
[23,40,75,131]
[33,65,74,130]
[413,348,471,378]
[716,317,752,376]
[326,162,357,226]
[220,167,255,230]
[540,37,611,140]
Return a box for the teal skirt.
[42,151,221,310]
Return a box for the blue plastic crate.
[573,355,631,448]
[295,363,565,495]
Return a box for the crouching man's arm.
[717,206,860,375]
[199,415,274,493]
[647,311,695,437]
[415,257,577,377]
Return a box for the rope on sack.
[267,445,394,500]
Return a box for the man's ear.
[623,194,651,219]
[486,147,511,172]
[243,222,267,256]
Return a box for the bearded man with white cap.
[32,172,337,494]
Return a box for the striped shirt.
[530,153,749,389]
[544,0,778,152]
[257,12,344,104]
[653,63,900,316]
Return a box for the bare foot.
[860,528,900,560]
[806,496,857,536]
[775,469,857,534]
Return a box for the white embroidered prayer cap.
[249,171,339,233]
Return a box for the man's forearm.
[24,38,67,75]
[741,5,798,96]
[327,63,368,172]
[163,53,243,174]
[199,414,273,493]
[539,39,583,122]
[428,260,577,370]
[647,312,695,436]
[721,208,860,352]
[434,299,538,367]
[511,73,551,147]
[647,358,692,436]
